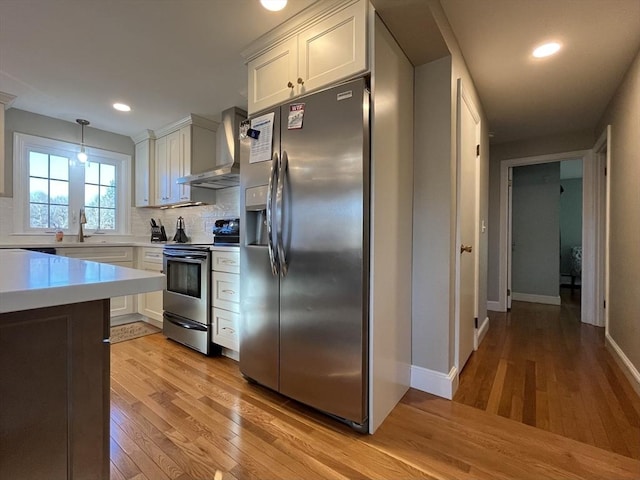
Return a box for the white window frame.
[13,132,131,235]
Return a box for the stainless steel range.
[162,244,214,355]
[162,217,240,355]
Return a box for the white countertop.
[0,249,165,313]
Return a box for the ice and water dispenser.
[244,184,269,246]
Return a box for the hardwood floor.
[110,333,640,479]
[455,289,640,460]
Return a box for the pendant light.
[76,119,90,163]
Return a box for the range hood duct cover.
[177,107,246,190]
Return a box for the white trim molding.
[410,365,459,400]
[498,149,602,325]
[605,333,640,397]
[487,300,503,312]
[512,292,561,306]
[475,317,489,350]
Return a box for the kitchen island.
[0,249,165,480]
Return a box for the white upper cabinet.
[133,131,155,207]
[134,114,217,207]
[248,37,298,114]
[0,92,16,195]
[244,0,368,114]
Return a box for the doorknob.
[460,244,473,254]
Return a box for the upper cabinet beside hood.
[133,108,245,208]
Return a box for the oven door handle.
[163,252,208,261]
[164,314,208,331]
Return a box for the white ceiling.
[1,0,639,145]
[0,0,315,138]
[439,0,640,144]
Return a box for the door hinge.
[604,167,607,176]
[507,289,511,296]
[474,317,478,328]
[604,300,606,309]
[476,144,480,156]
[508,179,512,187]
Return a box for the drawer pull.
[221,327,235,333]
[220,259,237,265]
[222,289,235,295]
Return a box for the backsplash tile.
[0,186,240,244]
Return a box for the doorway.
[509,160,584,309]
[498,149,604,326]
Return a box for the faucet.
[78,208,87,242]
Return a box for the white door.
[456,80,480,371]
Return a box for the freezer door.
[239,109,281,391]
[278,78,369,425]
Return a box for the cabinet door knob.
[297,77,304,86]
[287,81,294,89]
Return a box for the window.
[14,133,131,235]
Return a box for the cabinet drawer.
[211,271,239,313]
[141,247,163,264]
[211,251,240,274]
[212,308,239,351]
[59,247,134,263]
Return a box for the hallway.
[454,290,640,459]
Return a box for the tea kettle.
[173,216,189,243]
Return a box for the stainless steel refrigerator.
[239,77,369,432]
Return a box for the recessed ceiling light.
[113,103,131,112]
[532,42,561,58]
[260,0,287,12]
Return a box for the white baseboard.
[410,365,459,400]
[512,292,561,305]
[143,317,163,329]
[475,317,489,350]
[605,333,640,397]
[487,300,503,312]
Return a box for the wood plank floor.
[454,289,640,460]
[110,332,640,479]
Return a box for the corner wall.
[596,48,640,383]
[411,0,490,397]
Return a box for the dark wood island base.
[0,299,110,480]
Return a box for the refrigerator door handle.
[276,150,289,276]
[266,151,279,276]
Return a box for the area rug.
[110,321,160,344]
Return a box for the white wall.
[596,48,640,379]
[511,162,560,298]
[411,1,490,390]
[412,56,452,373]
[487,129,594,303]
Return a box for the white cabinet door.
[175,126,191,203]
[248,36,298,114]
[154,135,169,205]
[166,130,181,204]
[212,307,239,351]
[298,0,367,94]
[57,248,135,317]
[137,247,164,322]
[134,139,155,207]
[211,250,240,274]
[211,271,240,313]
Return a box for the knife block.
[150,226,167,243]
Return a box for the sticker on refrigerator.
[239,119,250,139]
[287,103,305,130]
[249,112,275,163]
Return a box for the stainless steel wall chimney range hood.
[177,106,247,190]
